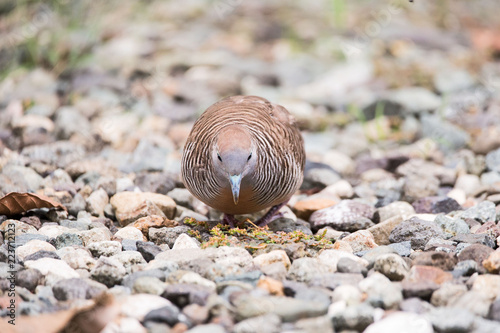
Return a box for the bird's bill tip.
[229,174,242,205]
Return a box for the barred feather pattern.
[181,95,305,214]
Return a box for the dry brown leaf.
[61,293,119,333]
[0,294,118,333]
[0,192,67,216]
[0,319,17,333]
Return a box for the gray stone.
[66,194,87,217]
[122,239,137,251]
[233,313,281,333]
[435,215,469,236]
[295,315,333,333]
[132,276,166,295]
[86,188,109,217]
[268,218,299,233]
[59,219,90,231]
[143,303,185,327]
[215,270,262,285]
[52,278,105,300]
[149,226,191,247]
[458,201,497,223]
[421,115,470,152]
[389,217,445,250]
[434,68,475,93]
[337,257,367,276]
[374,201,415,223]
[79,228,111,246]
[310,273,364,290]
[330,302,375,332]
[288,258,329,282]
[358,272,403,309]
[162,283,212,308]
[16,269,44,293]
[54,233,84,249]
[111,251,146,269]
[24,250,61,262]
[21,141,85,168]
[488,297,500,322]
[88,241,122,257]
[0,165,43,193]
[427,307,475,333]
[373,253,409,281]
[403,175,440,202]
[17,241,55,266]
[90,257,126,287]
[481,171,500,186]
[486,148,500,173]
[387,241,412,257]
[294,287,332,308]
[55,106,91,139]
[309,200,375,231]
[331,284,363,306]
[155,247,253,280]
[136,241,162,262]
[430,283,467,307]
[452,291,493,318]
[179,209,209,222]
[123,138,172,173]
[144,260,179,275]
[361,246,398,269]
[472,317,500,333]
[386,87,441,114]
[233,294,328,322]
[182,303,209,326]
[24,258,79,285]
[452,233,496,248]
[399,298,433,314]
[134,172,176,195]
[452,260,480,277]
[13,233,49,247]
[122,269,166,289]
[166,188,193,208]
[303,167,341,189]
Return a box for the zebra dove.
[181,95,305,227]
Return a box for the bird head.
[213,126,256,205]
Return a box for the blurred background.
[0,0,500,189]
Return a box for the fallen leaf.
[0,294,118,333]
[0,192,67,216]
[61,293,119,333]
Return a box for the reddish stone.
[458,244,494,267]
[475,221,500,238]
[405,265,453,285]
[133,215,178,236]
[412,251,457,271]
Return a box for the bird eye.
[217,153,222,162]
[247,153,252,161]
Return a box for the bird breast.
[181,95,305,216]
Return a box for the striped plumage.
[181,95,305,226]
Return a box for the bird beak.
[229,174,242,205]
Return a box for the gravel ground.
[1,0,500,332]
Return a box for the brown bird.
[181,95,305,227]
